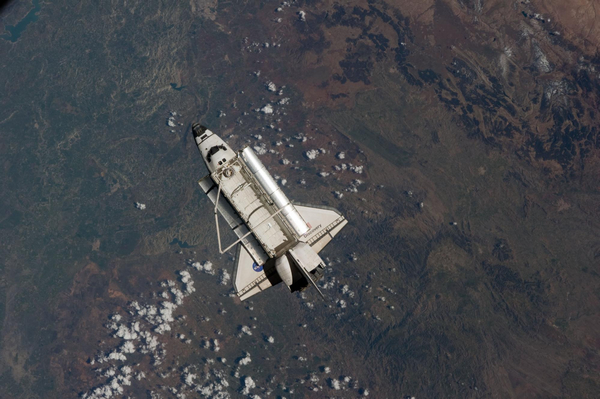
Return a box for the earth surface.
[1,0,600,398]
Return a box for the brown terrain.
[1,0,600,398]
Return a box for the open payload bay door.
[233,244,281,301]
[198,175,269,266]
[296,204,348,254]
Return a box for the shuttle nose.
[192,123,208,138]
[193,126,237,172]
[192,123,214,146]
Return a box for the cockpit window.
[206,145,227,163]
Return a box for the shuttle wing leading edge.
[296,204,348,256]
[233,244,281,301]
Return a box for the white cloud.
[110,314,122,322]
[240,376,256,395]
[179,270,192,283]
[171,287,185,305]
[220,269,231,285]
[350,164,364,174]
[237,353,252,365]
[260,104,274,114]
[266,82,277,92]
[329,378,341,390]
[253,145,267,155]
[191,261,215,275]
[184,372,197,386]
[108,351,127,361]
[121,341,136,354]
[304,149,319,160]
[113,324,138,341]
[239,325,252,336]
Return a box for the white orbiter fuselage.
[193,124,348,300]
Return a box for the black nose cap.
[192,123,208,138]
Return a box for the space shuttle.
[193,123,348,300]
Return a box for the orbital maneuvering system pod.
[193,124,348,300]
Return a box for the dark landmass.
[1,0,600,398]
